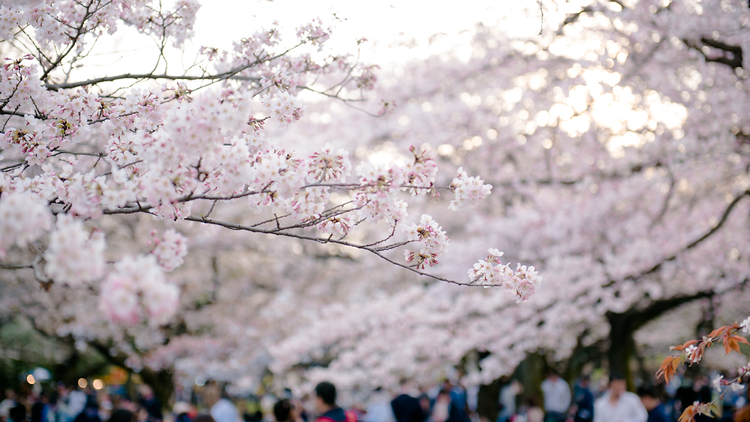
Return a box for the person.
[432,389,466,422]
[446,382,468,422]
[31,393,50,422]
[433,390,452,422]
[636,385,668,422]
[137,386,162,422]
[273,399,295,422]
[9,405,26,422]
[363,388,394,422]
[390,380,425,422]
[498,379,522,422]
[592,373,647,422]
[73,396,101,422]
[173,402,192,422]
[572,376,594,422]
[524,397,544,422]
[1,391,18,422]
[314,382,356,422]
[109,409,136,422]
[540,372,571,422]
[204,385,239,422]
[67,389,87,422]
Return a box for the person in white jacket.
[593,374,647,422]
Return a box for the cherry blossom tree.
[249,0,750,392]
[5,0,750,403]
[0,0,548,400]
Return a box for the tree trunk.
[516,352,546,406]
[606,312,635,391]
[139,367,175,408]
[477,379,502,422]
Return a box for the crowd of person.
[1,371,749,422]
[0,384,172,422]
[497,371,749,422]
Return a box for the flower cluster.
[353,162,410,223]
[0,191,52,258]
[317,215,352,237]
[712,374,744,392]
[403,145,438,192]
[0,5,24,41]
[123,0,200,48]
[295,18,330,48]
[468,249,542,301]
[261,91,305,127]
[449,167,493,210]
[308,143,351,182]
[151,229,188,272]
[404,215,448,269]
[99,256,179,326]
[44,215,105,286]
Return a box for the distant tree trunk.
[606,312,635,391]
[477,379,502,422]
[140,367,175,408]
[605,292,714,391]
[516,353,546,407]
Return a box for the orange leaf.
[678,405,697,422]
[656,356,678,384]
[709,327,725,338]
[673,340,699,352]
[736,335,750,346]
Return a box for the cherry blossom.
[0,190,51,257]
[44,215,105,286]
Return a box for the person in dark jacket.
[9,404,26,422]
[32,393,50,422]
[573,376,594,422]
[73,396,101,422]
[637,385,669,422]
[390,380,425,422]
[138,386,162,422]
[314,382,354,422]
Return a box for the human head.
[314,381,336,413]
[138,385,153,400]
[9,405,26,422]
[579,375,590,387]
[110,409,136,422]
[547,370,560,381]
[172,402,191,416]
[273,399,292,422]
[609,373,627,398]
[636,385,660,411]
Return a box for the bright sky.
[193,0,543,64]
